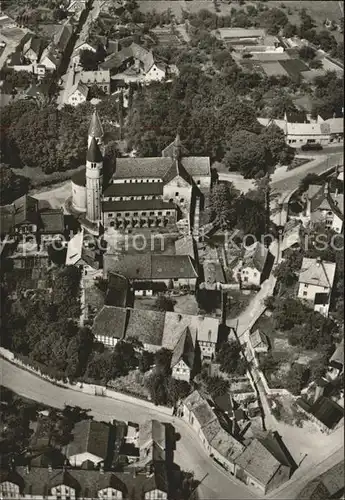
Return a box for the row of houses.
[0,418,174,499]
[92,300,220,380]
[179,390,295,495]
[258,111,344,148]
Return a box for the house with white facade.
[306,184,343,233]
[238,242,273,288]
[258,117,332,147]
[22,35,42,62]
[297,257,336,317]
[79,69,111,94]
[65,420,111,467]
[71,40,97,66]
[170,327,196,382]
[67,81,89,106]
[101,42,168,85]
[181,391,244,474]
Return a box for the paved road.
[219,152,343,195]
[0,358,256,500]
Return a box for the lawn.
[226,289,254,320]
[108,369,151,400]
[253,312,323,388]
[13,164,86,189]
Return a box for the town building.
[71,40,97,66]
[297,257,336,317]
[64,420,111,467]
[237,242,273,288]
[78,69,111,94]
[100,42,167,84]
[92,306,219,365]
[170,327,196,382]
[181,391,244,474]
[213,28,283,55]
[234,432,294,494]
[22,35,42,62]
[66,81,89,106]
[280,219,304,258]
[103,253,198,292]
[248,329,270,356]
[70,111,211,234]
[306,183,343,233]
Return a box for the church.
[71,110,211,233]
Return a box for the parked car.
[301,143,323,151]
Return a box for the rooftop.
[80,70,111,84]
[100,42,154,73]
[88,109,104,138]
[65,420,110,461]
[103,182,163,198]
[102,199,175,213]
[170,327,195,369]
[113,156,210,181]
[242,242,269,273]
[163,312,219,349]
[234,438,288,487]
[103,254,197,280]
[125,308,165,346]
[92,305,127,339]
[298,258,336,289]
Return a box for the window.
[166,211,170,215]
[158,211,162,215]
[117,213,121,217]
[197,180,200,185]
[125,212,130,216]
[134,212,138,216]
[253,272,257,277]
[150,211,154,215]
[107,213,113,217]
[142,212,147,216]
[180,198,184,202]
[124,180,127,183]
[304,284,308,288]
[303,291,307,296]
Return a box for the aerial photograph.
[0,0,343,498]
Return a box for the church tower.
[88,108,104,151]
[86,137,103,223]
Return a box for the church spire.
[88,109,104,140]
[87,137,103,163]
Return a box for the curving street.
[1,358,343,499]
[0,358,257,500]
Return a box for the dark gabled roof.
[86,137,103,163]
[65,420,110,461]
[126,308,166,346]
[103,182,163,198]
[242,242,269,273]
[103,254,197,280]
[88,109,104,138]
[3,466,168,499]
[162,159,193,186]
[106,272,129,307]
[161,134,189,158]
[92,305,127,339]
[286,111,308,123]
[100,42,154,73]
[309,396,343,429]
[298,460,345,500]
[151,255,197,280]
[113,156,210,180]
[170,327,195,369]
[3,195,39,228]
[297,479,330,500]
[54,23,73,52]
[39,209,65,233]
[102,199,175,213]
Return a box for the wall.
[297,282,328,302]
[0,348,173,416]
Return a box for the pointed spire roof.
[87,137,103,163]
[88,109,104,138]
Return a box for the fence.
[0,347,173,416]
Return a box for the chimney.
[324,183,329,196]
[177,314,182,322]
[316,257,321,266]
[100,462,104,474]
[48,464,53,473]
[25,464,30,474]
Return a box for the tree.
[168,378,191,405]
[154,348,172,375]
[216,340,245,375]
[273,250,303,286]
[283,22,297,38]
[272,297,308,331]
[260,352,279,377]
[209,182,236,227]
[260,124,294,166]
[79,46,106,71]
[298,45,316,61]
[146,372,169,405]
[204,374,230,398]
[0,164,29,205]
[224,130,273,178]
[298,172,323,193]
[138,350,153,373]
[235,194,266,239]
[257,7,288,34]
[153,295,176,312]
[283,363,310,395]
[309,59,323,69]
